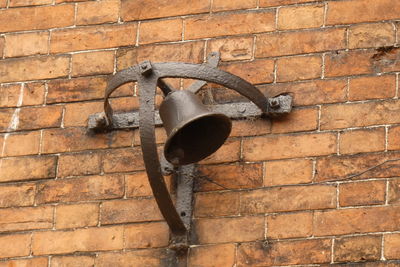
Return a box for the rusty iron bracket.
[87,52,292,259]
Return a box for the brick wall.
[0,0,400,266]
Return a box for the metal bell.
[159,90,232,165]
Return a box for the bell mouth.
[164,113,232,165]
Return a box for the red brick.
[0,258,48,267]
[197,163,263,191]
[125,222,169,249]
[388,126,400,151]
[207,36,253,61]
[0,184,35,208]
[47,77,107,104]
[18,105,62,131]
[122,0,209,20]
[277,55,322,82]
[334,235,381,262]
[76,0,119,25]
[0,0,6,7]
[0,109,14,132]
[260,0,321,7]
[56,203,99,229]
[321,100,400,130]
[36,175,124,204]
[339,128,385,155]
[71,51,114,77]
[96,249,174,267]
[126,172,152,197]
[50,24,136,53]
[0,84,21,108]
[185,11,275,40]
[240,185,336,214]
[314,206,400,236]
[349,75,396,101]
[260,79,347,106]
[385,233,400,259]
[9,0,51,7]
[23,83,45,106]
[140,19,182,45]
[200,139,240,164]
[58,152,102,177]
[327,0,400,25]
[271,107,318,133]
[0,206,53,233]
[267,211,313,239]
[237,239,331,266]
[243,132,336,161]
[219,59,275,85]
[372,47,400,73]
[4,31,48,57]
[231,119,271,137]
[103,148,144,173]
[325,50,376,78]
[189,244,236,267]
[264,158,313,186]
[194,191,240,217]
[340,180,386,207]
[51,256,95,267]
[0,55,69,83]
[0,234,31,259]
[349,23,395,49]
[32,226,123,255]
[278,4,324,30]
[0,156,56,182]
[256,28,346,58]
[0,5,74,33]
[194,216,264,244]
[3,131,40,156]
[388,178,400,204]
[101,198,162,224]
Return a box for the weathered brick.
[240,185,336,214]
[36,175,124,204]
[0,206,53,233]
[0,258,48,267]
[50,24,136,53]
[0,109,14,132]
[349,23,395,49]
[0,0,5,7]
[56,203,99,229]
[3,131,40,156]
[51,255,95,267]
[339,128,385,154]
[267,211,313,239]
[189,244,236,267]
[0,156,56,182]
[0,5,74,33]
[140,19,182,45]
[76,0,119,25]
[271,107,318,133]
[237,239,331,266]
[388,178,400,204]
[321,100,400,130]
[243,132,336,161]
[340,180,386,207]
[372,47,400,73]
[207,36,253,61]
[19,105,63,131]
[96,249,175,267]
[58,152,102,177]
[122,0,209,20]
[9,0,51,7]
[256,28,346,58]
[277,55,322,82]
[193,216,264,244]
[199,139,240,165]
[194,191,240,217]
[231,119,271,137]
[0,55,69,83]
[325,50,377,78]
[101,198,162,224]
[71,51,114,77]
[32,226,124,255]
[0,84,21,108]
[103,148,144,173]
[327,0,400,25]
[334,235,381,262]
[219,59,275,85]
[126,172,152,197]
[260,79,347,106]
[197,163,263,191]
[265,158,313,186]
[185,11,275,40]
[23,83,45,106]
[125,222,169,249]
[385,233,400,260]
[278,4,324,30]
[0,184,35,208]
[4,31,48,58]
[314,206,400,236]
[63,102,108,127]
[0,234,31,259]
[388,126,400,151]
[349,75,396,101]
